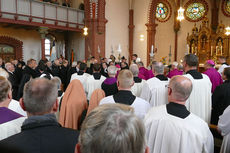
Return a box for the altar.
[187,17,230,67]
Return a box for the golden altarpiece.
[187,18,230,66]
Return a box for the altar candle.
[216,46,218,55]
[151,45,154,54]
[98,45,101,54]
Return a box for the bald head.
[168,76,193,103]
[117,70,134,89]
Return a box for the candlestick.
[98,45,101,54]
[117,44,122,53]
[151,45,154,54]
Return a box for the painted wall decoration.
[155,0,172,22]
[0,44,14,53]
[222,0,230,17]
[184,0,208,22]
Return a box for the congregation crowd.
[0,53,230,153]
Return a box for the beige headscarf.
[86,89,105,116]
[59,79,88,130]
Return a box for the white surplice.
[131,80,146,97]
[86,75,106,100]
[8,99,27,117]
[99,95,150,119]
[140,77,169,107]
[184,74,212,123]
[218,64,228,75]
[144,105,214,153]
[70,73,89,91]
[0,117,26,140]
[218,105,230,153]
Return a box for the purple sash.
[0,107,23,124]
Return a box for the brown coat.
[59,80,88,130]
[86,89,105,116]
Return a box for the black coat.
[23,66,39,78]
[211,80,230,125]
[0,118,79,153]
[8,72,18,100]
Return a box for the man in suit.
[0,78,79,153]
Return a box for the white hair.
[0,68,9,79]
[108,66,117,76]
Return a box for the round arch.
[0,36,23,60]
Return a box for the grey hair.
[23,78,58,114]
[170,76,193,101]
[51,76,62,89]
[0,68,9,79]
[79,104,146,153]
[0,76,11,102]
[153,62,164,74]
[183,54,198,67]
[107,65,117,76]
[129,64,139,77]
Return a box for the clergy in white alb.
[141,62,169,107]
[144,76,214,153]
[183,54,212,123]
[70,63,89,92]
[0,76,26,140]
[86,63,106,100]
[100,69,150,119]
[218,105,230,153]
[218,56,229,75]
[129,64,146,97]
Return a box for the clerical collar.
[222,62,228,65]
[186,70,203,79]
[78,71,84,75]
[166,103,190,119]
[93,72,101,80]
[134,77,142,83]
[113,90,136,105]
[156,74,168,81]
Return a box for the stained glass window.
[185,2,206,21]
[155,1,171,22]
[221,0,230,17]
[227,0,230,13]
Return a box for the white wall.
[105,0,129,61]
[133,0,149,66]
[68,32,85,61]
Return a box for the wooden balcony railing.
[0,0,84,31]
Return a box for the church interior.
[0,0,229,66]
[1,0,230,153]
